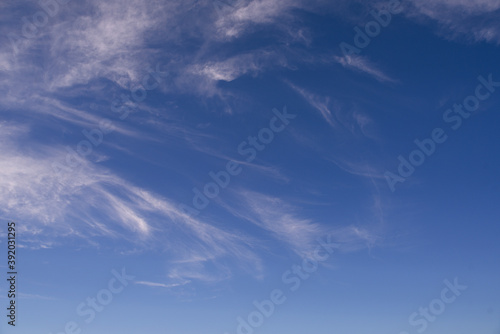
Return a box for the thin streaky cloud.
[334,55,398,83]
[286,81,339,128]
[135,281,190,289]
[405,0,500,44]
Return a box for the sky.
[0,0,500,333]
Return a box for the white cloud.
[0,0,318,109]
[409,0,500,16]
[214,0,298,39]
[327,157,385,180]
[44,0,169,89]
[405,0,500,44]
[334,55,397,83]
[285,82,387,183]
[242,191,324,257]
[0,122,265,281]
[193,53,265,82]
[287,82,339,128]
[222,190,379,258]
[135,280,189,288]
[0,0,391,284]
[181,50,289,97]
[287,81,379,140]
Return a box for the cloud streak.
[221,190,379,258]
[334,55,397,83]
[0,122,265,282]
[135,280,189,289]
[405,0,500,44]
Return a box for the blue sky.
[0,0,500,333]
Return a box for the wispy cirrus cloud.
[404,0,500,44]
[0,0,394,287]
[221,190,379,258]
[191,50,288,82]
[135,280,189,289]
[334,55,398,83]
[286,82,339,128]
[213,0,300,40]
[327,157,386,180]
[0,0,347,112]
[0,122,266,282]
[285,81,387,186]
[286,81,379,140]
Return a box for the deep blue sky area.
[0,0,500,333]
